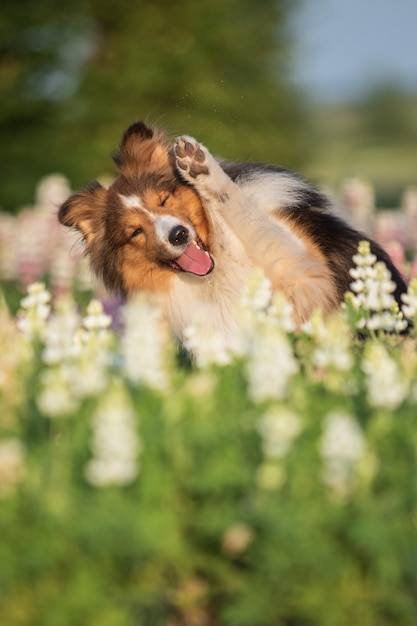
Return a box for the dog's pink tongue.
[175,242,213,276]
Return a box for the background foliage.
[2,0,416,214]
[0,0,304,212]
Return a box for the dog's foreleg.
[174,136,338,324]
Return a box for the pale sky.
[290,0,417,101]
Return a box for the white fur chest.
[165,212,253,345]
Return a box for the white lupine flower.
[37,366,79,417]
[267,291,295,333]
[67,334,110,399]
[246,322,298,403]
[352,242,377,267]
[239,272,295,365]
[348,242,408,333]
[0,439,26,498]
[20,282,51,309]
[85,383,141,488]
[362,342,407,410]
[122,296,170,389]
[241,269,272,316]
[313,347,352,371]
[349,266,366,281]
[86,457,139,488]
[350,261,395,311]
[183,321,232,368]
[16,282,51,338]
[320,410,366,497]
[401,278,417,320]
[300,308,327,339]
[240,270,294,333]
[37,297,112,410]
[238,270,273,353]
[258,408,302,458]
[320,411,366,462]
[365,311,406,333]
[82,299,112,331]
[312,313,353,372]
[70,359,110,398]
[64,300,114,399]
[187,273,295,366]
[350,278,365,294]
[42,297,81,365]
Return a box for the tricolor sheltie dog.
[58,121,407,344]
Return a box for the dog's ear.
[113,121,170,174]
[58,180,106,244]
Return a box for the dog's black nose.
[169,225,189,246]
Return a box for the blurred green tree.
[357,82,416,143]
[0,0,304,212]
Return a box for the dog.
[58,121,407,345]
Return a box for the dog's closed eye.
[130,227,144,239]
[160,193,170,207]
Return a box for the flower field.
[1,176,417,625]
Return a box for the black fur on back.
[221,161,407,307]
[282,205,407,307]
[221,161,330,211]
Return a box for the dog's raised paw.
[174,136,209,178]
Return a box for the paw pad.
[174,137,209,178]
